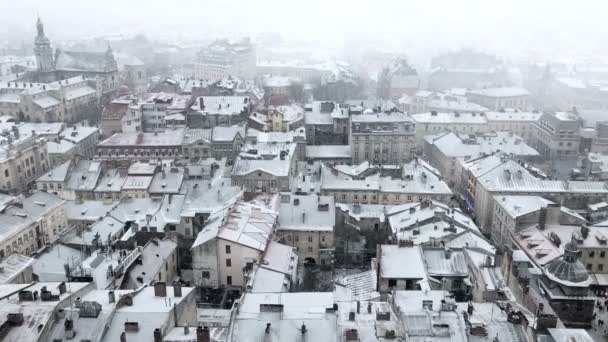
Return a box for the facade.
[276,193,335,266]
[485,111,541,143]
[191,38,256,80]
[304,101,349,145]
[533,112,581,160]
[0,192,66,258]
[350,112,415,165]
[0,127,48,193]
[96,130,185,163]
[0,76,99,123]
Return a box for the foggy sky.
[3,0,608,58]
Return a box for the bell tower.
[34,17,54,73]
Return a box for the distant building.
[533,111,581,160]
[466,87,530,111]
[377,58,420,99]
[190,38,256,80]
[350,112,416,165]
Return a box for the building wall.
[276,229,334,266]
[0,137,48,192]
[217,240,261,287]
[351,134,415,165]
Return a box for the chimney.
[301,323,307,335]
[184,325,190,335]
[356,301,360,314]
[302,212,306,223]
[265,323,271,334]
[58,282,67,294]
[153,328,162,342]
[367,302,372,314]
[445,248,452,259]
[173,282,182,297]
[154,282,167,297]
[108,290,115,303]
[197,326,210,342]
[120,332,127,342]
[348,312,356,321]
[538,207,547,230]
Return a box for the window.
[587,264,593,270]
[226,276,232,285]
[225,245,231,254]
[202,271,210,279]
[321,236,325,243]
[4,170,8,177]
[226,258,232,267]
[600,264,604,272]
[308,236,313,242]
[590,251,595,258]
[295,236,299,242]
[307,246,313,252]
[602,251,606,258]
[388,279,397,287]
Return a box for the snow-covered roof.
[277,193,335,232]
[192,201,277,251]
[305,145,351,159]
[425,131,539,159]
[0,254,34,284]
[467,87,530,97]
[379,245,426,279]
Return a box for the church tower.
[34,17,54,73]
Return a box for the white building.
[191,200,277,288]
[466,87,530,110]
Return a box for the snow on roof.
[0,282,91,342]
[249,266,290,293]
[37,160,72,182]
[101,286,194,342]
[149,168,184,194]
[351,112,413,123]
[128,162,157,175]
[277,193,335,232]
[0,93,20,103]
[387,201,479,244]
[66,160,102,191]
[393,290,446,313]
[33,95,60,108]
[212,125,245,142]
[468,87,530,97]
[260,241,297,275]
[477,159,608,194]
[379,245,426,279]
[426,131,539,159]
[180,178,242,218]
[64,200,119,222]
[334,269,380,301]
[32,243,83,282]
[412,112,487,125]
[99,129,184,147]
[124,238,177,289]
[192,201,277,251]
[94,168,127,193]
[484,111,542,122]
[121,175,153,190]
[305,145,351,159]
[422,247,469,277]
[46,140,75,154]
[64,86,96,101]
[192,96,249,115]
[0,254,34,284]
[546,328,594,342]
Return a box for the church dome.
[544,236,591,286]
[117,85,130,97]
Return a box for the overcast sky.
[3,0,608,59]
